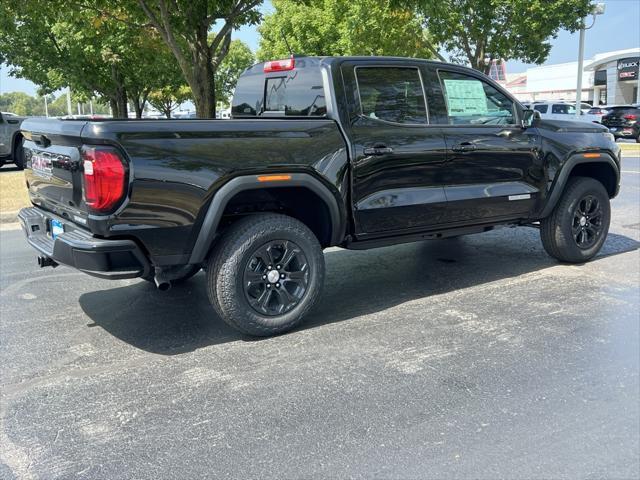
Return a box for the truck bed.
[21,117,348,263]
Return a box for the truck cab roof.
[232,56,453,119]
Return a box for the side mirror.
[521,108,537,128]
[0,112,4,124]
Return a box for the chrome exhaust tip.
[37,256,58,268]
[154,276,172,291]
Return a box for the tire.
[12,137,24,170]
[206,213,325,337]
[540,176,610,263]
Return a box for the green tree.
[0,0,181,118]
[130,0,263,118]
[401,0,592,72]
[0,92,47,116]
[215,39,255,105]
[258,0,438,60]
[46,94,69,117]
[148,85,192,118]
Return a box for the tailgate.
[22,118,88,223]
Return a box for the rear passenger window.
[437,70,515,125]
[355,67,427,125]
[263,75,326,116]
[534,104,548,114]
[232,60,327,117]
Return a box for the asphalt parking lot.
[1,156,639,479]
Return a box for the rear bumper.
[606,125,638,138]
[18,207,150,279]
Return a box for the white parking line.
[621,170,640,174]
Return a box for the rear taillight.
[81,146,126,213]
[264,57,295,73]
[623,114,637,121]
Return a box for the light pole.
[575,2,606,117]
[66,88,73,117]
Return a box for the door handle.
[363,145,394,156]
[451,142,477,153]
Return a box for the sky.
[1,0,639,96]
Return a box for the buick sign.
[617,57,639,81]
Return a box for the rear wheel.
[206,213,324,336]
[540,176,610,263]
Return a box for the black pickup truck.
[19,56,621,336]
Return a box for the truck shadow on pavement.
[79,228,639,355]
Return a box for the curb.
[0,210,19,224]
[619,143,639,152]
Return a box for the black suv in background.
[601,106,640,142]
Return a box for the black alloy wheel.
[243,240,310,316]
[571,195,604,249]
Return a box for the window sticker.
[443,78,488,116]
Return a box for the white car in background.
[523,101,602,123]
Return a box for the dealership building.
[497,48,640,106]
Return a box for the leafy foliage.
[215,39,255,105]
[0,92,46,116]
[148,85,192,118]
[130,0,263,117]
[0,0,180,117]
[0,92,110,116]
[258,0,438,60]
[401,0,593,71]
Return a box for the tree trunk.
[164,109,171,119]
[131,90,150,119]
[116,89,128,119]
[190,57,216,119]
[109,99,118,118]
[110,65,129,119]
[132,99,143,119]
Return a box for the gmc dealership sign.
[617,57,639,81]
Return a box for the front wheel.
[206,213,325,336]
[12,138,24,170]
[540,176,610,263]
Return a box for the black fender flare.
[539,152,620,218]
[188,173,345,264]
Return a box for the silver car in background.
[0,111,26,169]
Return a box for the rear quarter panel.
[81,119,349,262]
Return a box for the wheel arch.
[540,153,619,218]
[189,173,345,264]
[11,130,23,154]
[11,130,24,167]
